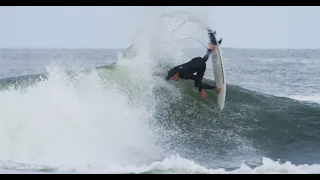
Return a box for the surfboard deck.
[208,29,226,110]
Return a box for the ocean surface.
[0,47,319,174]
[0,11,320,174]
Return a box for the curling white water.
[0,9,181,171]
[0,64,162,167]
[0,10,187,170]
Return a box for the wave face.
[0,10,320,174]
[0,65,319,173]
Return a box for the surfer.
[165,44,221,98]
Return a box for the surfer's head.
[168,70,179,81]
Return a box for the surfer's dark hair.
[168,70,178,77]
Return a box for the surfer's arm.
[202,49,212,62]
[194,71,205,92]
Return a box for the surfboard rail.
[208,29,226,110]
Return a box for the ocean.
[0,11,319,174]
[0,47,319,174]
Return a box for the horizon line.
[0,47,318,51]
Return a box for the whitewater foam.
[96,155,320,174]
[0,11,186,169]
[0,63,161,168]
[1,155,320,174]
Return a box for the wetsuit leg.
[201,83,216,90]
[194,81,215,90]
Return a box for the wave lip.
[289,95,320,104]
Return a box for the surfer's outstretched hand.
[208,43,215,51]
[216,87,222,94]
[199,90,206,98]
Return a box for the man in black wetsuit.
[165,43,221,98]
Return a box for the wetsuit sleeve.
[202,49,212,62]
[195,70,205,91]
[193,50,211,90]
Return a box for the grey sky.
[0,6,319,49]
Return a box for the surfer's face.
[171,73,179,81]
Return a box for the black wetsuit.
[166,50,216,92]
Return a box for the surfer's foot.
[216,87,221,94]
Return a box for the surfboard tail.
[207,28,219,45]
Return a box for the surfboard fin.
[207,29,218,45]
[218,38,222,45]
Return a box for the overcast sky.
[0,6,318,49]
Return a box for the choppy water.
[0,47,319,174]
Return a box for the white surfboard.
[211,35,226,110]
